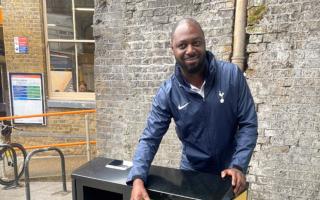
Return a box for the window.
[44,0,94,100]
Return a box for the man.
[127,18,258,200]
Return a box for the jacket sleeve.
[127,86,172,184]
[229,68,258,173]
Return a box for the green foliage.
[247,5,267,26]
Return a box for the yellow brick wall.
[2,0,45,73]
[12,108,97,155]
[2,0,97,158]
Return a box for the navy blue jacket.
[127,51,258,184]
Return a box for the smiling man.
[127,18,258,200]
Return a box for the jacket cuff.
[231,164,245,174]
[126,175,146,186]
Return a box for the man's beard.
[177,56,205,75]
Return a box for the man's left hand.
[221,168,246,196]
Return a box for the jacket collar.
[174,51,217,88]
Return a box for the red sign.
[14,36,29,54]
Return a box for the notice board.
[9,73,45,124]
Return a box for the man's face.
[79,84,87,92]
[171,22,206,74]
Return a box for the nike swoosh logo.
[178,102,190,110]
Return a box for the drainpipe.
[232,0,248,71]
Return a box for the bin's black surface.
[71,157,234,200]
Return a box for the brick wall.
[94,0,235,167]
[2,0,45,73]
[13,108,96,155]
[2,0,96,157]
[246,0,320,199]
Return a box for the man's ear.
[170,42,174,51]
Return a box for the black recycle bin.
[72,157,240,200]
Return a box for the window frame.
[43,0,95,100]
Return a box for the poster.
[14,36,29,54]
[9,73,45,124]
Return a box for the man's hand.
[221,168,246,196]
[130,178,150,200]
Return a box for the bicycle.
[0,120,27,186]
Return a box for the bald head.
[171,18,205,42]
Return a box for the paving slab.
[0,181,72,200]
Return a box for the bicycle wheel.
[0,143,27,186]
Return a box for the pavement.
[0,181,72,200]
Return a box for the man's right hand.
[130,178,150,200]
